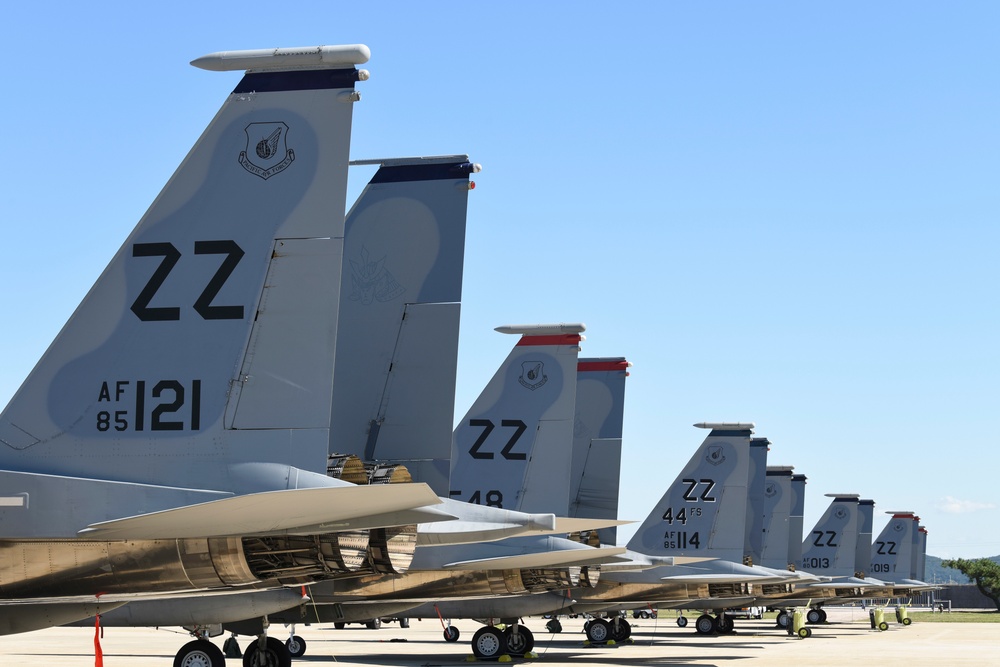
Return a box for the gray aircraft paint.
[328,157,474,495]
[788,472,807,566]
[759,466,797,570]
[870,512,917,581]
[0,52,370,538]
[856,499,875,577]
[449,331,581,514]
[626,425,754,563]
[569,358,628,545]
[800,495,861,577]
[745,437,770,565]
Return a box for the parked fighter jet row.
[0,45,933,667]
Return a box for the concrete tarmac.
[0,609,994,666]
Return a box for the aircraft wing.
[552,517,631,533]
[78,483,442,539]
[442,546,629,570]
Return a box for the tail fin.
[870,511,917,580]
[0,46,367,492]
[745,437,770,565]
[448,324,584,513]
[569,358,630,545]
[759,466,796,570]
[787,472,807,566]
[328,156,479,495]
[856,499,876,577]
[916,525,928,581]
[799,494,860,577]
[626,423,755,562]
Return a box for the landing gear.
[611,618,632,642]
[174,639,225,667]
[334,622,346,630]
[443,626,460,642]
[399,618,410,628]
[284,635,306,658]
[715,613,734,635]
[676,615,688,628]
[471,626,505,659]
[775,611,790,629]
[365,618,381,630]
[242,636,291,667]
[585,618,611,643]
[503,625,534,656]
[695,614,716,635]
[806,608,825,624]
[546,618,563,633]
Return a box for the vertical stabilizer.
[856,499,875,578]
[569,358,629,545]
[788,472,807,567]
[916,526,928,581]
[870,511,917,581]
[800,494,860,577]
[449,325,584,513]
[626,423,755,562]
[745,437,770,565]
[759,466,795,570]
[328,157,478,495]
[0,46,368,494]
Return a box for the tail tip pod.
[191,44,372,72]
[495,323,586,335]
[693,422,755,431]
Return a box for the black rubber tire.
[365,618,381,630]
[399,618,410,629]
[242,637,291,667]
[443,626,460,642]
[585,618,611,643]
[471,626,504,659]
[806,608,823,624]
[695,614,716,635]
[611,619,632,642]
[879,621,889,632]
[798,627,811,638]
[546,619,562,633]
[715,614,734,634]
[776,611,790,629]
[676,616,688,628]
[333,622,345,630]
[503,626,534,656]
[902,617,912,626]
[174,639,225,667]
[285,635,306,658]
[818,608,828,623]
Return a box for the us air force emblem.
[348,246,406,305]
[705,446,726,465]
[834,507,849,520]
[893,521,905,532]
[764,482,777,498]
[239,122,295,179]
[518,361,547,390]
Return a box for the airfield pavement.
[0,607,994,666]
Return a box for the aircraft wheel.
[818,608,828,623]
[503,626,534,656]
[546,618,563,633]
[775,611,790,629]
[676,616,688,628]
[878,621,889,632]
[365,618,381,630]
[399,618,410,628]
[797,627,812,638]
[715,614,734,634]
[902,617,912,626]
[242,637,291,667]
[334,622,346,630]
[585,618,611,643]
[174,639,225,667]
[443,626,460,642]
[612,619,632,642]
[285,635,306,658]
[806,608,823,624]
[695,614,716,635]
[471,626,504,659]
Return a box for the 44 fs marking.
[96,379,202,432]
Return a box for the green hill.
[925,555,1000,584]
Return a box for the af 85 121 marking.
[96,379,202,432]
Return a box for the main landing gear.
[470,623,535,659]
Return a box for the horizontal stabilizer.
[443,546,628,570]
[79,483,441,539]
[660,573,790,584]
[553,517,631,533]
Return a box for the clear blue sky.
[3,2,998,560]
